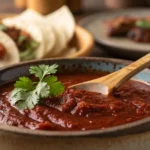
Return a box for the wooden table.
[0,0,115,59]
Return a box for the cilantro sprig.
[10,64,64,110]
[0,24,7,31]
[136,19,150,29]
[18,36,39,61]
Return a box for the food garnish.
[10,64,64,110]
[14,31,39,61]
[18,35,27,44]
[0,24,7,31]
[136,19,150,29]
[19,37,39,61]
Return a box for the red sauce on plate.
[0,72,150,131]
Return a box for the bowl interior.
[0,57,150,137]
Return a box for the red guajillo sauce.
[0,72,150,131]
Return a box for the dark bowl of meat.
[0,57,150,150]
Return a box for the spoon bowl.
[70,82,109,94]
[70,53,150,94]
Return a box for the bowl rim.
[1,57,150,138]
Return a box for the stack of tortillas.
[0,6,76,67]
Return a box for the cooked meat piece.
[105,17,138,36]
[128,27,150,43]
[0,43,6,59]
[4,27,20,42]
[4,26,31,52]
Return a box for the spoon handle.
[92,53,150,92]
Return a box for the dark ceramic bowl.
[0,57,150,150]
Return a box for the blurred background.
[0,0,149,14]
[1,0,150,59]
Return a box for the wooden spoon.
[70,53,150,95]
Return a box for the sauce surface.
[0,72,150,131]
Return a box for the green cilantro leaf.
[136,19,150,29]
[10,64,65,110]
[50,82,65,97]
[18,35,27,44]
[0,24,7,31]
[14,77,34,91]
[30,40,39,49]
[11,88,27,105]
[18,37,39,61]
[43,75,57,83]
[29,64,58,80]
[43,76,64,96]
[29,66,43,79]
[20,48,35,61]
[15,90,40,110]
[36,82,50,98]
[16,100,31,110]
